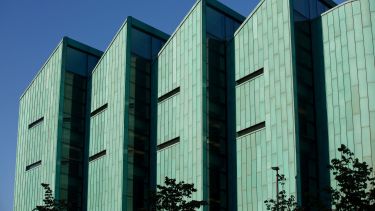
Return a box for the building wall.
[87,22,127,211]
[14,43,63,211]
[234,0,298,209]
[14,38,101,211]
[156,0,204,202]
[319,0,375,177]
[87,18,167,210]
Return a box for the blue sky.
[0,0,345,210]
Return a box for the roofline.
[234,0,340,36]
[321,0,358,17]
[157,0,202,57]
[157,0,245,57]
[321,0,337,8]
[234,0,266,36]
[63,36,103,57]
[20,37,103,100]
[91,16,170,76]
[130,17,170,41]
[206,0,245,23]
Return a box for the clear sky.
[0,0,345,210]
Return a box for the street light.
[271,166,280,210]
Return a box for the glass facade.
[15,0,375,210]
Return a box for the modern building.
[86,17,168,211]
[14,37,102,210]
[155,1,244,210]
[14,0,375,210]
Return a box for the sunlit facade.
[14,0,375,210]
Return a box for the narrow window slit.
[236,68,264,85]
[90,103,108,117]
[28,117,44,129]
[158,87,180,103]
[26,160,42,171]
[157,137,180,150]
[89,150,106,162]
[237,121,265,137]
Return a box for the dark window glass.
[90,103,108,117]
[131,29,152,59]
[28,117,44,129]
[89,150,106,162]
[26,160,41,171]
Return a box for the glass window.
[131,28,151,59]
[66,47,88,76]
[206,7,225,39]
[87,55,99,73]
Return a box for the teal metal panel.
[14,42,63,211]
[234,0,298,209]
[87,19,127,210]
[87,17,168,211]
[157,1,204,203]
[319,0,375,185]
[14,38,101,211]
[156,1,244,210]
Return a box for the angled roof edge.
[20,39,64,100]
[20,37,103,99]
[157,0,203,57]
[206,0,245,23]
[320,0,359,17]
[322,0,337,8]
[234,0,266,37]
[157,0,245,57]
[91,16,170,76]
[63,36,103,57]
[90,17,129,76]
[130,17,170,41]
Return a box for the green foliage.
[264,174,299,211]
[327,144,375,210]
[33,183,68,211]
[154,177,207,211]
[264,144,375,210]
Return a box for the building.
[155,1,244,210]
[86,17,168,210]
[14,37,102,210]
[14,0,375,210]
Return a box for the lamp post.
[271,166,280,210]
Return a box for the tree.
[327,144,375,210]
[153,177,207,211]
[264,144,375,210]
[264,174,299,211]
[33,183,68,211]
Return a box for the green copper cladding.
[14,37,102,211]
[156,0,204,205]
[316,0,375,184]
[14,0,375,210]
[156,0,243,210]
[87,16,168,211]
[234,0,298,209]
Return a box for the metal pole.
[276,169,279,209]
[272,166,280,211]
